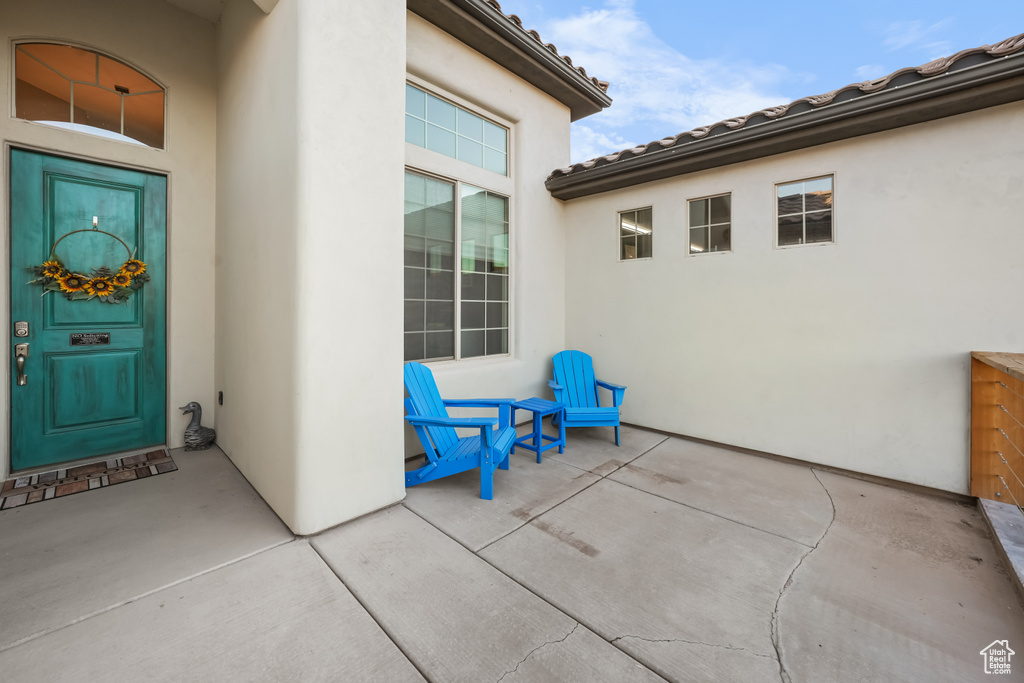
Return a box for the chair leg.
[481,465,494,500]
[558,410,565,454]
[533,413,542,464]
[499,449,510,471]
[510,406,517,454]
[614,425,621,446]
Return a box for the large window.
[777,176,833,246]
[404,171,509,362]
[15,43,165,148]
[405,84,508,176]
[689,194,731,254]
[619,208,652,260]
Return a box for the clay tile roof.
[482,0,610,93]
[547,31,1024,182]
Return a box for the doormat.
[0,450,175,510]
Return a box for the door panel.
[10,150,166,471]
[49,351,141,428]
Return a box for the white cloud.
[568,124,637,164]
[854,64,887,81]
[881,19,954,57]
[540,0,792,163]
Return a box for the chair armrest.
[405,415,499,429]
[548,380,566,403]
[596,380,626,407]
[441,399,515,429]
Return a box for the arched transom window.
[15,43,165,149]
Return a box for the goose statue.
[180,401,217,451]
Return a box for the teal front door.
[9,150,166,471]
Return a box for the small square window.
[776,176,833,247]
[688,194,731,254]
[619,208,652,260]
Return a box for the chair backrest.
[552,350,600,408]
[404,362,459,455]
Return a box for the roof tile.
[483,0,610,93]
[548,31,1024,181]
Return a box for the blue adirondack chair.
[549,350,627,446]
[403,362,518,500]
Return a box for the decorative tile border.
[0,450,175,510]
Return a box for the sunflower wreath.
[26,229,150,304]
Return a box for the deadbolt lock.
[14,321,29,337]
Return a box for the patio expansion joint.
[495,621,580,683]
[401,504,658,678]
[609,477,817,549]
[548,436,670,478]
[475,435,672,555]
[0,535,298,654]
[769,468,837,683]
[610,634,777,661]
[306,540,432,683]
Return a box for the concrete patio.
[1,425,1022,682]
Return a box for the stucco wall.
[0,0,217,481]
[561,102,1024,494]
[217,0,407,534]
[403,13,572,455]
[216,0,301,526]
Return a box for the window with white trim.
[405,84,508,176]
[777,175,833,246]
[688,194,731,254]
[619,208,652,260]
[404,170,509,362]
[14,43,165,148]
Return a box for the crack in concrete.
[496,622,579,683]
[611,634,777,661]
[0,536,298,655]
[770,469,837,683]
[810,470,838,547]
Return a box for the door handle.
[15,343,29,386]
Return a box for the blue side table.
[511,398,565,463]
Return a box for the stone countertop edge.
[978,497,1024,609]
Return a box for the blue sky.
[495,0,1024,162]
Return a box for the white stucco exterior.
[560,102,1024,494]
[0,0,217,481]
[2,0,1019,533]
[216,0,408,534]
[403,13,570,457]
[0,0,579,534]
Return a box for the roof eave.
[408,0,612,121]
[546,55,1024,200]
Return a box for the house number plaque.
[70,333,110,346]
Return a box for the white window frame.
[12,41,168,150]
[774,173,836,249]
[404,167,513,363]
[686,192,732,256]
[618,206,653,262]
[403,78,515,363]
[404,76,513,181]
